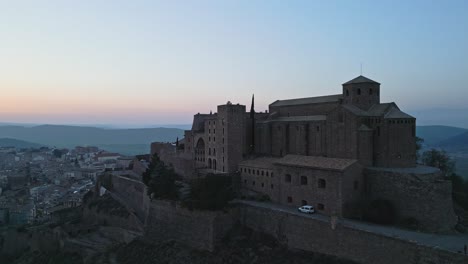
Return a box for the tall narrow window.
[318,179,326,188]
[300,176,308,185]
[285,174,292,183]
[357,88,361,95]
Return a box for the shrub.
[183,174,234,211]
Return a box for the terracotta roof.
[270,94,342,107]
[275,154,357,171]
[343,75,380,85]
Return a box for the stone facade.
[153,75,455,231]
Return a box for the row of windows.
[208,129,216,134]
[278,126,320,132]
[244,179,274,189]
[388,119,415,124]
[284,174,327,188]
[345,88,378,96]
[240,167,274,177]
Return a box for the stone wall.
[111,175,148,221]
[151,142,196,179]
[238,203,467,264]
[365,166,457,232]
[144,200,234,251]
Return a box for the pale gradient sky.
[1,0,467,126]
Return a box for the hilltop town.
[1,76,467,264]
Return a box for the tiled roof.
[270,94,342,107]
[260,115,326,123]
[367,103,396,116]
[275,154,357,171]
[239,157,281,168]
[344,102,413,119]
[343,75,380,85]
[384,107,415,119]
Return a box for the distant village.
[0,145,149,226]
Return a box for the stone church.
[152,75,456,232]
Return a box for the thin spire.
[250,94,255,119]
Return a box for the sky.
[0,0,467,127]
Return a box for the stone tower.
[342,75,380,110]
[216,102,246,173]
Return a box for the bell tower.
[342,75,380,110]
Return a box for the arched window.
[300,176,308,185]
[357,88,361,95]
[318,179,326,188]
[285,174,292,183]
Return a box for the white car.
[298,205,315,214]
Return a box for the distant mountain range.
[0,138,44,149]
[416,125,468,178]
[0,125,184,155]
[436,132,468,152]
[416,125,468,146]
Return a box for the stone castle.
[152,75,457,232]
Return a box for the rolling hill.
[0,138,44,149]
[416,125,467,145]
[0,125,184,155]
[437,132,468,152]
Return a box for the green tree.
[421,149,455,176]
[143,153,178,200]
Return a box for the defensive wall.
[238,203,468,264]
[365,166,457,232]
[105,173,467,263]
[107,174,149,222]
[151,142,195,179]
[144,200,235,252]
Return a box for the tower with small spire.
[342,75,380,110]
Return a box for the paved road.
[235,200,468,254]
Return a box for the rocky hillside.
[112,226,357,264]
